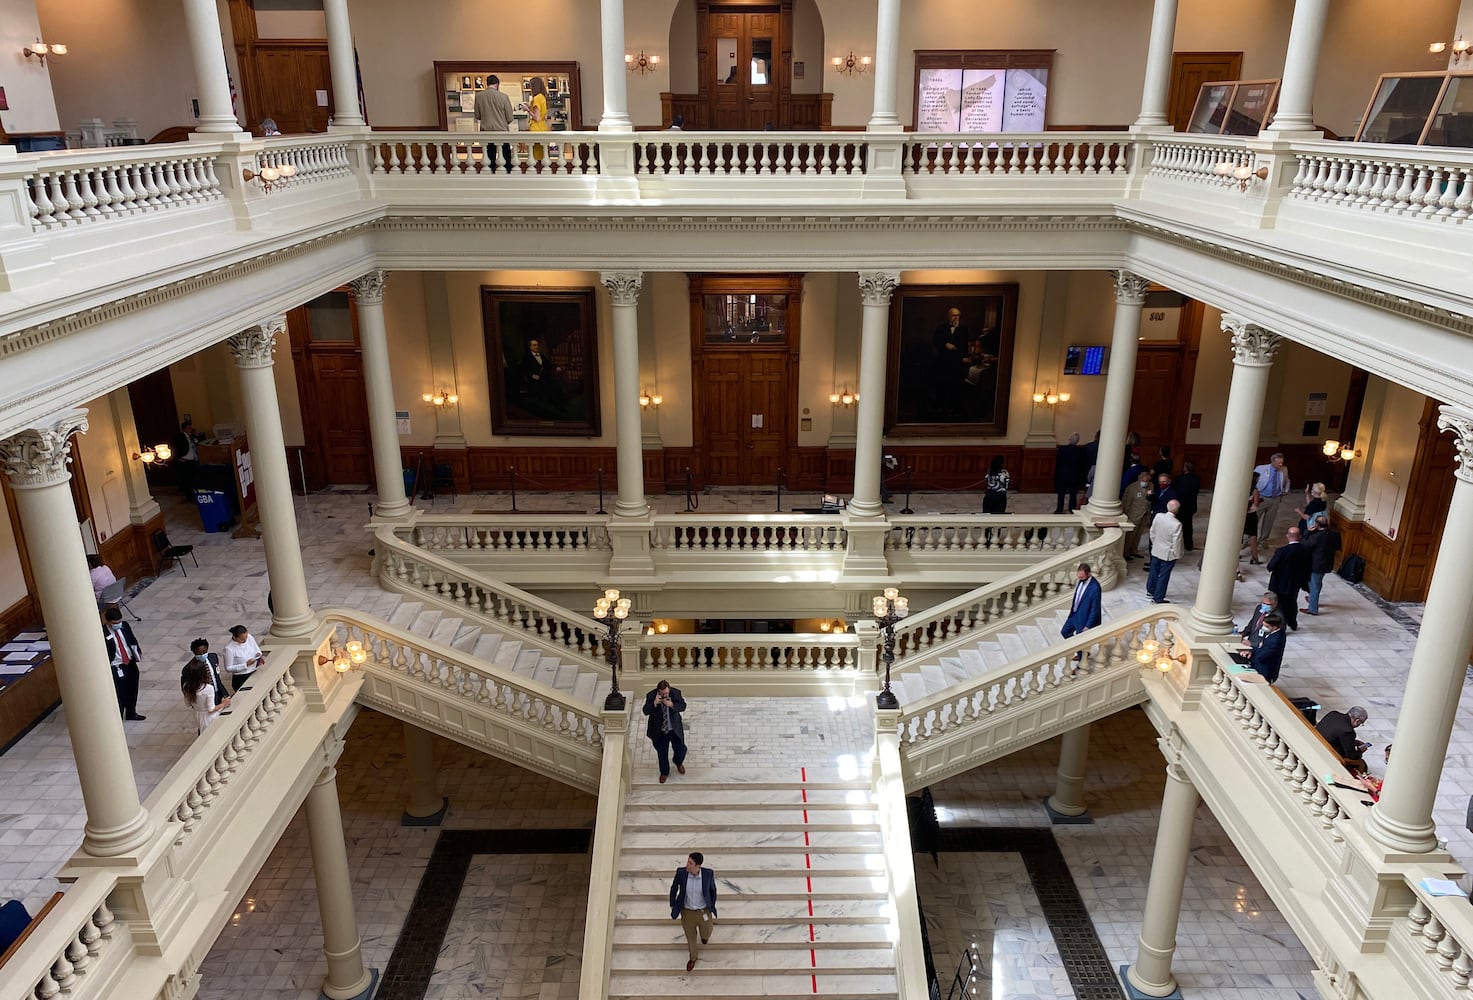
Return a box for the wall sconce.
[1430,37,1472,63]
[1214,160,1269,192]
[1322,439,1359,463]
[1031,388,1070,407]
[626,51,660,74]
[23,38,66,64]
[422,387,460,408]
[317,639,368,674]
[831,51,871,76]
[638,389,663,409]
[133,443,173,465]
[828,389,859,408]
[645,620,671,636]
[1136,636,1187,674]
[817,619,847,633]
[241,162,296,193]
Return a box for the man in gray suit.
[474,75,515,171]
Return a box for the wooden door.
[704,3,787,130]
[1169,52,1244,132]
[253,42,334,133]
[288,294,373,487]
[1128,298,1204,476]
[127,368,181,490]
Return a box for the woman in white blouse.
[222,625,265,692]
[181,657,231,733]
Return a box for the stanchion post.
[596,466,607,515]
[900,466,915,515]
[508,466,518,512]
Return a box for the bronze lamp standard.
[594,588,632,711]
[872,587,910,710]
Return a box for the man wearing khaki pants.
[669,851,718,971]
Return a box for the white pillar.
[305,766,374,1000]
[402,722,445,822]
[350,272,410,519]
[867,0,903,131]
[1188,317,1281,637]
[181,0,242,134]
[322,0,365,128]
[1335,376,1387,522]
[0,411,154,857]
[108,389,162,527]
[851,271,900,517]
[598,0,633,131]
[1134,0,1180,129]
[229,320,315,638]
[603,273,647,517]
[1124,760,1200,997]
[1367,406,1473,854]
[1086,271,1150,518]
[1266,0,1331,133]
[1046,724,1091,819]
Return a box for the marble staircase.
[887,606,1071,706]
[608,764,899,999]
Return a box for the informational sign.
[316,89,330,107]
[916,67,1049,133]
[1305,392,1328,417]
[396,410,411,434]
[916,68,963,133]
[960,71,1001,132]
[1002,67,1048,131]
[234,440,255,512]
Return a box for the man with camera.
[642,679,688,783]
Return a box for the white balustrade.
[1400,880,1473,992]
[20,147,225,230]
[634,133,867,176]
[369,132,601,176]
[257,138,354,187]
[18,884,122,1000]
[410,517,612,554]
[1146,137,1252,187]
[886,515,1083,554]
[1286,146,1473,223]
[636,632,861,674]
[650,515,847,552]
[904,133,1131,176]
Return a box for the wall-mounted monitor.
[1064,345,1109,376]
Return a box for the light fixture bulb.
[625,53,634,64]
[651,394,663,406]
[1058,392,1070,403]
[884,587,899,601]
[423,393,434,402]
[334,654,350,673]
[279,163,296,177]
[829,393,841,404]
[861,56,872,67]
[1157,655,1174,673]
[138,449,156,464]
[650,54,659,65]
[1046,393,1059,405]
[605,588,620,601]
[1455,36,1472,54]
[32,41,48,55]
[1032,392,1045,403]
[1341,447,1356,462]
[154,443,172,461]
[657,622,669,633]
[1214,161,1234,176]
[1137,648,1153,665]
[1431,41,1448,53]
[840,393,854,406]
[431,394,445,406]
[639,394,651,407]
[50,43,65,55]
[1322,439,1339,457]
[832,56,842,67]
[260,166,280,182]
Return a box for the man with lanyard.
[1252,452,1291,555]
[669,851,717,971]
[103,607,145,720]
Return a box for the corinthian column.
[350,271,411,519]
[230,320,315,638]
[850,271,900,516]
[1367,406,1473,853]
[1086,270,1151,518]
[1,411,154,857]
[603,272,647,517]
[1189,317,1281,637]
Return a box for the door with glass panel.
[707,4,783,130]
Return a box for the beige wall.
[1362,383,1427,537]
[74,394,131,543]
[0,485,26,610]
[1,0,61,134]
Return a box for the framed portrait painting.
[483,286,601,436]
[886,283,1018,436]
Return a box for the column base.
[1365,810,1441,855]
[81,806,154,858]
[401,797,450,828]
[1043,798,1093,825]
[373,499,414,520]
[271,609,319,640]
[1120,965,1182,1000]
[1085,500,1124,520]
[320,967,378,1000]
[1185,606,1235,640]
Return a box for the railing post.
[0,148,56,292]
[855,620,880,697]
[874,706,929,999]
[861,136,907,199]
[579,706,631,1000]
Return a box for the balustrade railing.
[1146,136,1252,187]
[257,138,354,187]
[885,515,1084,554]
[19,145,225,231]
[368,132,601,176]
[633,134,867,176]
[635,631,862,674]
[9,878,124,1000]
[649,514,847,552]
[903,133,1131,176]
[409,516,611,554]
[1286,146,1473,223]
[1398,876,1473,993]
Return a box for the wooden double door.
[707,5,784,130]
[288,292,374,488]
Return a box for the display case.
[1356,72,1473,147]
[1186,79,1280,135]
[912,50,1054,134]
[433,61,584,132]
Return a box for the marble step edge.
[608,962,897,975]
[623,799,877,810]
[617,891,887,902]
[621,823,882,833]
[609,992,897,1000]
[614,915,889,926]
[626,780,872,791]
[619,844,883,855]
[610,938,892,951]
[619,867,885,878]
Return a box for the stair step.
[572,672,601,704]
[996,631,1029,662]
[624,787,874,807]
[387,601,421,630]
[491,639,523,669]
[531,660,561,688]
[411,608,443,635]
[621,849,885,869]
[1015,623,1049,652]
[939,656,969,687]
[611,948,893,971]
[470,631,504,661]
[620,830,881,850]
[428,616,462,646]
[615,904,890,922]
[608,976,896,998]
[619,875,886,896]
[513,648,542,674]
[918,663,947,695]
[449,624,483,653]
[614,923,894,946]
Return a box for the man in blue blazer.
[1250,614,1288,684]
[670,851,717,970]
[1060,563,1103,641]
[643,680,688,783]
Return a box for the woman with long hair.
[526,76,550,162]
[1244,487,1263,564]
[182,656,231,734]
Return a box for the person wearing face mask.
[180,638,230,708]
[1231,592,1279,664]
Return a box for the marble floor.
[0,483,1461,1000]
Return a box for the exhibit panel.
[1185,79,1280,135]
[912,51,1053,134]
[1356,72,1473,147]
[433,60,584,132]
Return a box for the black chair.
[153,530,198,576]
[431,463,457,503]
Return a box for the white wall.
[1363,383,1428,537]
[0,486,28,610]
[0,0,61,134]
[74,394,131,543]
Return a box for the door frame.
[695,0,794,129]
[688,273,803,485]
[1129,297,1205,478]
[287,292,369,490]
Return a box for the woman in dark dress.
[982,455,1010,514]
[1295,482,1328,535]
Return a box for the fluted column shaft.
[1,411,153,857]
[598,0,633,131]
[1086,271,1150,518]
[1134,0,1180,128]
[182,0,241,133]
[230,320,314,638]
[1368,405,1473,853]
[306,766,373,999]
[1126,761,1200,997]
[1189,318,1281,637]
[603,273,647,517]
[1267,0,1331,132]
[351,272,410,518]
[322,0,364,127]
[867,0,903,131]
[851,272,900,516]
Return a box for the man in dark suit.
[1266,527,1313,631]
[102,607,145,720]
[1060,563,1102,640]
[1249,614,1287,684]
[1148,473,1178,515]
[669,851,718,971]
[181,638,230,708]
[1172,461,1202,551]
[1054,434,1088,514]
[1231,593,1278,663]
[171,418,207,492]
[1316,706,1370,762]
[642,680,687,783]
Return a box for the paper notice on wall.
[1305,393,1328,417]
[916,68,963,132]
[396,411,411,434]
[316,89,330,107]
[959,71,1001,132]
[1002,67,1049,131]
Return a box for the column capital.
[229,317,286,369]
[601,272,643,306]
[1111,269,1151,305]
[0,409,88,489]
[1222,314,1282,367]
[859,271,902,306]
[1438,404,1473,485]
[349,270,388,305]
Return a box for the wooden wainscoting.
[98,511,165,587]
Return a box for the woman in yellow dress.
[527,76,550,163]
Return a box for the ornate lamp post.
[594,588,632,711]
[872,586,909,709]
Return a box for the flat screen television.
[1064,345,1109,376]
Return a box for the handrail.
[0,876,124,1000]
[874,707,930,1000]
[885,514,1086,553]
[1284,145,1473,223]
[1395,870,1473,994]
[409,515,612,554]
[903,132,1132,177]
[650,513,846,552]
[634,630,862,673]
